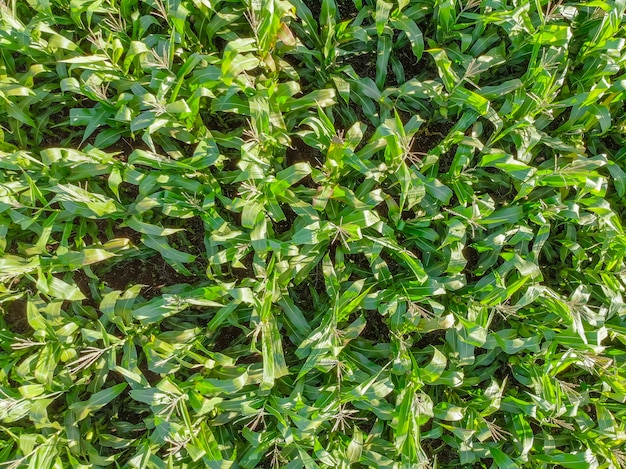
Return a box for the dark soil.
[424,438,456,464]
[279,335,298,365]
[492,180,514,202]
[585,404,596,421]
[400,209,416,221]
[231,250,255,281]
[360,310,390,343]
[285,136,323,167]
[411,121,455,155]
[341,101,374,141]
[601,133,623,154]
[220,156,240,173]
[302,0,359,22]
[346,253,370,275]
[289,263,326,313]
[337,0,359,19]
[482,166,500,175]
[117,401,147,425]
[475,460,494,468]
[438,145,458,174]
[424,444,494,467]
[544,110,569,133]
[376,200,389,220]
[492,358,510,381]
[285,136,322,188]
[113,225,143,245]
[99,137,148,162]
[173,216,207,260]
[1,297,29,335]
[138,360,161,386]
[119,182,140,201]
[72,270,99,308]
[93,256,192,300]
[213,325,243,352]
[462,246,480,282]
[289,282,316,314]
[345,52,377,81]
[237,353,263,364]
[379,251,405,276]
[358,414,376,434]
[415,329,446,349]
[395,41,423,82]
[203,111,248,136]
[39,105,71,147]
[94,223,142,246]
[274,204,298,235]
[307,0,321,19]
[219,183,239,201]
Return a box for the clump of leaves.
[0,0,625,468]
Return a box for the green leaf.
[608,161,626,197]
[489,447,517,469]
[69,383,127,422]
[451,87,490,115]
[391,16,424,62]
[375,0,392,36]
[420,347,447,384]
[125,217,184,236]
[194,372,249,395]
[142,234,196,275]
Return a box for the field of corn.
[0,0,625,467]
